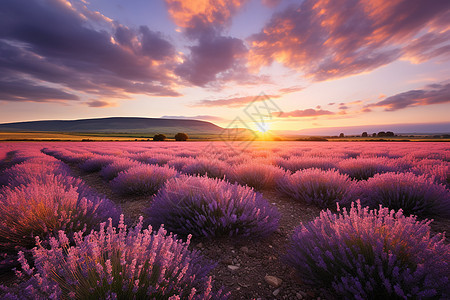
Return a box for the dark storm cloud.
[249,0,450,81]
[366,83,450,111]
[0,0,180,103]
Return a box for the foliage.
[146,175,280,238]
[110,164,177,196]
[277,168,356,208]
[285,201,450,299]
[5,217,228,299]
[355,172,450,218]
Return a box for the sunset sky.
[0,0,449,132]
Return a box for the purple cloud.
[0,0,180,103]
[366,83,450,111]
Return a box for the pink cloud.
[193,94,281,108]
[276,108,335,118]
[249,0,450,81]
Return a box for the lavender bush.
[146,175,280,238]
[5,216,228,299]
[277,168,356,208]
[0,161,70,187]
[181,157,228,179]
[276,156,337,172]
[0,178,119,251]
[99,158,140,181]
[230,162,285,190]
[285,202,450,299]
[355,172,450,218]
[110,164,177,196]
[79,155,117,173]
[338,157,401,180]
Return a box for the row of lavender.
[0,141,449,299]
[43,142,450,298]
[0,147,229,299]
[43,142,450,219]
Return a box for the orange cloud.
[164,0,247,29]
[249,0,450,81]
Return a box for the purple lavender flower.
[229,162,285,190]
[99,158,141,181]
[285,201,450,299]
[146,175,280,238]
[354,172,450,218]
[338,157,402,180]
[0,178,119,251]
[79,155,117,173]
[9,217,229,299]
[110,164,177,196]
[277,168,356,208]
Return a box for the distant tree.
[377,131,386,137]
[339,133,345,138]
[153,134,166,141]
[174,132,189,141]
[372,133,377,137]
[362,132,368,137]
[386,131,394,137]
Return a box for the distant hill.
[0,117,229,135]
[290,122,450,136]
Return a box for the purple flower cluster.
[146,175,280,238]
[338,157,401,180]
[0,151,119,251]
[277,168,356,208]
[5,216,228,299]
[355,172,450,218]
[276,156,337,172]
[99,158,141,181]
[79,155,117,173]
[285,201,450,299]
[181,157,228,179]
[110,164,177,196]
[230,162,285,190]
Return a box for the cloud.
[278,86,303,94]
[276,109,335,118]
[165,0,257,87]
[86,100,117,108]
[175,35,248,86]
[0,75,79,102]
[193,94,281,108]
[161,115,225,122]
[249,0,450,81]
[366,82,450,111]
[0,0,181,103]
[164,0,248,32]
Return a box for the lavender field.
[0,141,449,299]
